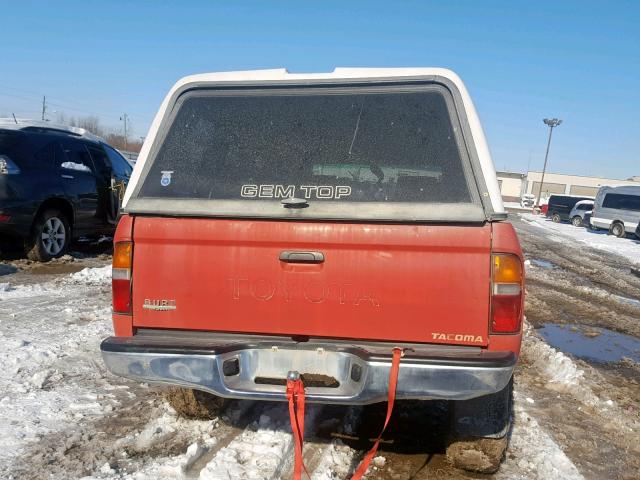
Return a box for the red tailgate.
[131,218,491,346]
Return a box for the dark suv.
[545,194,595,223]
[0,120,132,260]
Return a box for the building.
[496,171,526,202]
[496,170,640,203]
[524,171,639,199]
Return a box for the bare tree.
[75,116,105,137]
[49,113,143,152]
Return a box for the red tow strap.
[287,347,404,480]
[351,347,403,480]
[287,374,309,479]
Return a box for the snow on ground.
[520,213,640,266]
[521,325,586,387]
[69,264,112,284]
[197,405,299,480]
[503,202,533,212]
[0,266,116,472]
[497,391,584,480]
[0,262,596,479]
[82,404,222,480]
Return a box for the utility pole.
[536,118,562,208]
[41,96,46,121]
[120,113,129,151]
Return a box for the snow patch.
[310,440,357,480]
[62,161,92,172]
[69,265,112,284]
[523,326,585,386]
[520,213,640,266]
[499,395,584,480]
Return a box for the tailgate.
[131,217,491,346]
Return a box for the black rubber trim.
[100,336,517,369]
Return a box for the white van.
[591,185,640,237]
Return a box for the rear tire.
[165,387,227,420]
[551,213,561,223]
[446,377,513,473]
[25,209,71,262]
[610,222,626,238]
[571,216,583,227]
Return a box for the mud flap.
[446,377,513,473]
[451,376,513,438]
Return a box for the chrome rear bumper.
[100,334,516,405]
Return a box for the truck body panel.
[131,217,492,346]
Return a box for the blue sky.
[1,1,638,179]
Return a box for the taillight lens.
[0,155,21,174]
[491,253,523,333]
[112,241,133,314]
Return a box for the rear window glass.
[139,88,473,204]
[0,130,58,169]
[0,130,28,166]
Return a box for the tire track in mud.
[511,215,640,479]
[7,388,163,479]
[514,217,640,338]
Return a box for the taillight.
[0,155,21,174]
[491,253,523,333]
[112,241,133,314]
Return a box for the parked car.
[546,194,595,223]
[569,199,594,227]
[0,120,132,260]
[591,185,640,238]
[520,193,535,208]
[100,68,523,473]
[539,202,549,215]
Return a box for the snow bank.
[498,393,584,480]
[69,265,112,284]
[522,326,585,386]
[520,213,640,266]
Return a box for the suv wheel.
[26,209,70,261]
[610,222,626,238]
[551,213,561,223]
[571,216,583,227]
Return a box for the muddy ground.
[1,214,639,479]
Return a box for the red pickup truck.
[101,68,523,472]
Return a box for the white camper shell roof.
[124,68,504,219]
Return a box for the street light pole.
[536,118,562,208]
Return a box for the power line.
[0,88,147,124]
